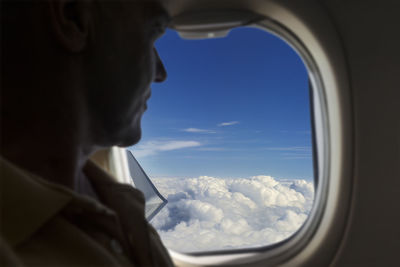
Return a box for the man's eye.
[152,25,166,38]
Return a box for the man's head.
[1,0,169,152]
[83,1,169,147]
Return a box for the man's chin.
[116,128,142,147]
[94,116,143,148]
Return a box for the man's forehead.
[117,0,171,21]
[120,0,168,11]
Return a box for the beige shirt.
[0,157,174,267]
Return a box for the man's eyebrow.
[143,2,171,27]
[154,7,172,27]
[162,13,172,27]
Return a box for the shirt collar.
[0,156,162,266]
[0,157,127,248]
[1,157,73,247]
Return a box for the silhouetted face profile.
[1,0,169,153]
[87,1,169,147]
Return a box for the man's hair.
[1,1,36,47]
[1,0,34,21]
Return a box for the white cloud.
[197,147,225,151]
[150,175,314,252]
[158,141,201,151]
[131,140,201,158]
[266,146,311,151]
[183,128,216,134]
[218,121,239,127]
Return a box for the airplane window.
[129,27,315,253]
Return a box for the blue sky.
[129,27,313,180]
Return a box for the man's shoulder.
[0,157,72,248]
[0,157,173,266]
[0,235,23,267]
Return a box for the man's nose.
[154,49,167,83]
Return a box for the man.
[0,0,173,266]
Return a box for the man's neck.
[0,109,97,196]
[77,171,101,200]
[1,140,101,201]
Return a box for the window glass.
[129,27,314,252]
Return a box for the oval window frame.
[165,4,352,266]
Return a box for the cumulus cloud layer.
[150,175,314,252]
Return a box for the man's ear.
[48,0,92,52]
